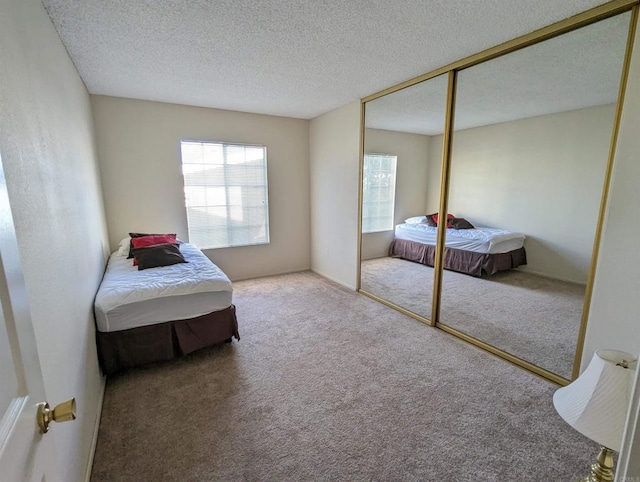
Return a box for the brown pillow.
[450,218,475,229]
[424,213,437,227]
[132,243,187,270]
[127,232,176,258]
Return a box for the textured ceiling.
[366,11,630,134]
[42,0,611,120]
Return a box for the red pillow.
[131,235,177,265]
[127,232,176,259]
[432,213,455,228]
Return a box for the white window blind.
[362,154,397,234]
[180,140,270,249]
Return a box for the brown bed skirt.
[389,238,526,277]
[96,305,239,375]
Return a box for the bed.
[94,240,239,374]
[389,222,527,277]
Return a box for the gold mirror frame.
[357,0,639,386]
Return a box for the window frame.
[361,153,398,234]
[179,139,271,250]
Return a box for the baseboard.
[515,267,587,286]
[360,254,389,261]
[309,268,356,291]
[230,266,311,282]
[84,375,106,482]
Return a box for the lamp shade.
[553,349,637,452]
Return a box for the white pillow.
[404,216,427,224]
[116,237,131,256]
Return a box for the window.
[362,154,397,233]
[180,140,270,249]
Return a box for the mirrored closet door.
[438,11,631,380]
[359,75,448,321]
[358,1,636,384]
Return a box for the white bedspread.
[94,243,233,331]
[395,223,525,254]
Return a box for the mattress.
[95,243,233,333]
[395,223,525,254]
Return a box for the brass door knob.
[37,398,76,434]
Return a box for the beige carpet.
[91,271,596,481]
[361,257,584,379]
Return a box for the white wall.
[361,128,431,260]
[594,29,640,465]
[0,1,109,481]
[426,139,444,214]
[428,104,615,283]
[619,361,640,480]
[91,96,310,281]
[309,101,361,289]
[582,10,640,370]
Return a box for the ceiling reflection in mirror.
[360,74,448,321]
[438,11,630,379]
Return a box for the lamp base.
[581,446,615,482]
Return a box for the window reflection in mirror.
[360,74,448,321]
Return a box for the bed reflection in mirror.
[359,74,447,321]
[437,11,630,379]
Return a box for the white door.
[0,154,59,482]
